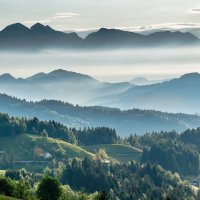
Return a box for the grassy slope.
[0,195,18,200]
[0,134,94,161]
[84,144,142,163]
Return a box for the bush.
[0,177,16,197]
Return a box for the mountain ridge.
[0,70,200,113]
[0,23,83,50]
[0,93,200,136]
[99,72,200,113]
[26,69,99,83]
[0,23,199,50]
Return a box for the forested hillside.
[1,112,200,177]
[0,113,200,199]
[0,94,200,136]
[125,129,200,176]
[61,158,197,200]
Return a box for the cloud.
[188,6,200,14]
[119,23,200,34]
[116,23,200,39]
[53,12,79,19]
[23,12,79,27]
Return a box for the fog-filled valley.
[2,47,200,82]
[1,46,200,134]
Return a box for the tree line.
[0,113,118,146]
[125,130,200,176]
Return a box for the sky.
[1,0,200,32]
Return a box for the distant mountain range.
[0,69,134,111]
[97,72,200,114]
[0,23,199,50]
[130,77,166,85]
[0,69,200,114]
[85,28,199,48]
[0,93,200,136]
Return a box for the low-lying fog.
[1,47,200,82]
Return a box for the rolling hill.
[0,134,95,172]
[0,134,94,161]
[0,93,200,136]
[84,144,142,163]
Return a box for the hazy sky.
[1,48,200,82]
[1,0,200,31]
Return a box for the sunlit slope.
[0,195,18,200]
[0,134,94,161]
[84,144,142,163]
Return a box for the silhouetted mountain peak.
[49,69,68,75]
[26,69,98,83]
[93,28,140,36]
[26,72,47,81]
[0,73,16,81]
[180,72,200,80]
[162,72,200,88]
[30,23,81,42]
[48,69,98,82]
[98,28,110,32]
[1,23,30,33]
[148,31,198,40]
[85,28,143,46]
[31,23,54,32]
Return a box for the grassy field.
[84,144,142,163]
[0,134,94,161]
[0,195,18,200]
